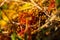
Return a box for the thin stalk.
[30,0,42,10]
[30,0,51,17]
[0,0,7,7]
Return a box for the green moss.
[0,10,2,19]
[2,3,8,9]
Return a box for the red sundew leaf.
[20,18,26,24]
[50,0,55,7]
[48,0,55,12]
[18,12,28,24]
